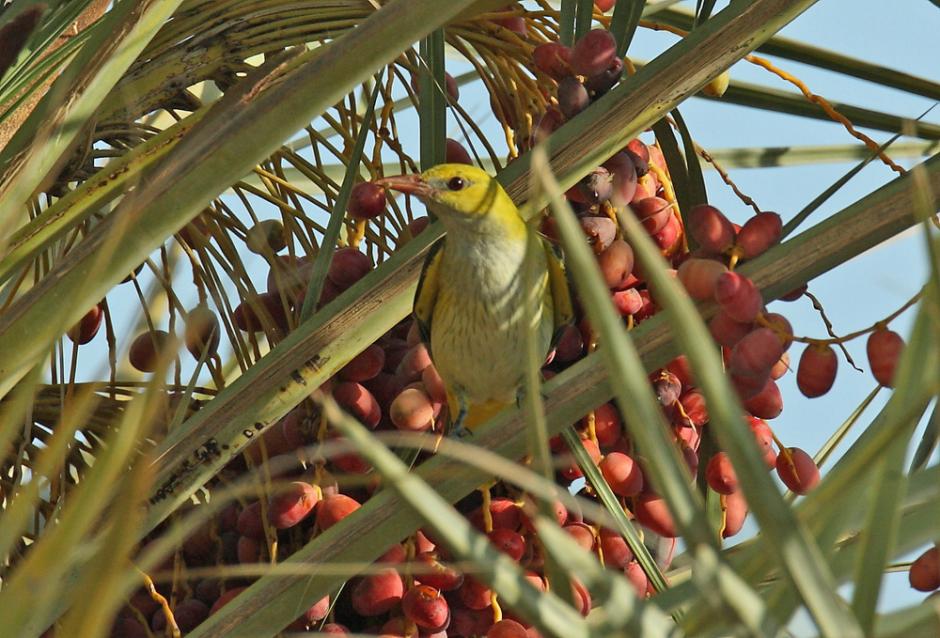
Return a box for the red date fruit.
[571,29,617,76]
[602,151,638,206]
[458,577,492,610]
[867,328,904,387]
[402,585,450,631]
[611,288,643,317]
[351,568,404,616]
[748,417,777,469]
[557,76,589,119]
[414,552,464,591]
[770,351,790,380]
[209,587,247,615]
[797,344,838,397]
[678,389,708,428]
[408,216,430,237]
[488,619,528,638]
[470,497,522,532]
[600,452,644,497]
[763,312,794,351]
[599,527,633,569]
[410,71,459,101]
[653,213,682,252]
[129,330,171,373]
[625,561,649,597]
[236,501,265,539]
[591,402,622,447]
[775,447,819,494]
[580,215,617,252]
[630,196,672,234]
[494,10,526,36]
[246,219,287,254]
[533,42,572,80]
[151,598,208,633]
[421,364,448,403]
[722,490,749,538]
[327,247,372,290]
[390,386,435,432]
[729,328,785,380]
[236,534,263,564]
[553,323,584,362]
[909,547,940,592]
[488,528,526,561]
[688,204,735,254]
[452,608,494,637]
[233,292,291,333]
[709,311,753,349]
[560,437,601,480]
[653,370,682,406]
[446,138,473,165]
[578,167,613,204]
[339,343,386,382]
[677,257,728,300]
[571,578,592,615]
[735,212,782,259]
[396,343,433,382]
[304,594,331,623]
[67,304,103,345]
[705,452,738,495]
[333,381,381,428]
[563,522,596,551]
[742,378,783,419]
[268,481,319,529]
[714,272,763,323]
[184,304,220,359]
[348,182,387,220]
[316,494,361,530]
[634,493,677,538]
[585,56,623,96]
[626,139,650,165]
[666,355,694,388]
[597,239,635,289]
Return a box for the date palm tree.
[0,1,937,636]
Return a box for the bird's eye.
[447,176,465,191]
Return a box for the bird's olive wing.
[413,237,445,355]
[541,236,575,346]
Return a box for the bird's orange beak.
[375,174,433,199]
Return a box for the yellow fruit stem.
[585,410,598,446]
[593,526,605,567]
[481,483,495,533]
[718,494,729,539]
[639,19,904,175]
[491,592,503,623]
[746,54,905,175]
[348,219,367,248]
[771,433,797,483]
[648,162,688,254]
[695,144,762,215]
[139,567,181,638]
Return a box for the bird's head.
[377,164,520,234]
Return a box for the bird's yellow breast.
[430,229,553,405]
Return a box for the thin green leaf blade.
[672,109,707,209]
[299,74,384,322]
[418,30,447,171]
[610,0,645,56]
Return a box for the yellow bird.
[378,164,573,435]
